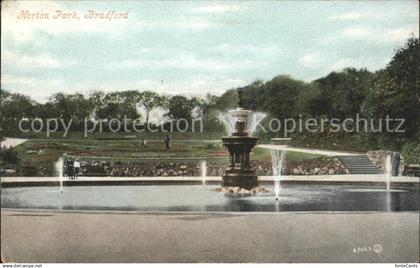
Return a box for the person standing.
[164,135,171,150]
[73,158,81,179]
[66,158,74,180]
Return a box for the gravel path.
[1,210,418,262]
[257,144,361,156]
[1,138,28,149]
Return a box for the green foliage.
[306,68,375,119]
[255,75,307,119]
[167,95,196,121]
[365,37,420,145]
[1,89,36,135]
[206,143,215,149]
[48,93,95,122]
[401,142,420,165]
[96,91,141,120]
[203,109,225,132]
[138,91,167,125]
[96,102,139,120]
[0,147,19,165]
[1,90,35,119]
[1,37,418,153]
[215,89,238,110]
[216,77,308,120]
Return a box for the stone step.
[346,164,375,167]
[346,171,382,174]
[346,166,380,169]
[336,155,382,175]
[346,167,381,171]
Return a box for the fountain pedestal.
[221,90,259,190]
[222,136,258,189]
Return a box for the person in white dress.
[73,158,81,179]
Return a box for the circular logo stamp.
[373,244,383,254]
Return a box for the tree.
[366,37,420,144]
[96,102,139,120]
[89,90,106,119]
[1,91,35,120]
[0,89,37,136]
[192,94,219,119]
[215,89,239,111]
[167,95,195,121]
[0,89,11,105]
[255,75,307,119]
[139,91,166,126]
[49,93,94,123]
[33,102,58,120]
[95,91,140,120]
[306,68,374,119]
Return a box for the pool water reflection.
[1,184,419,212]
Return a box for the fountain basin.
[2,184,419,212]
[1,175,419,187]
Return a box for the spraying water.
[385,154,392,192]
[271,149,286,201]
[217,111,266,136]
[218,112,238,136]
[55,157,64,193]
[248,112,266,135]
[201,161,207,186]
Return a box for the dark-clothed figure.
[66,158,74,180]
[164,135,171,150]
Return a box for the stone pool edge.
[2,207,419,215]
[1,175,419,188]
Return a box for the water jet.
[55,157,64,193]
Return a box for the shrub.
[0,147,19,165]
[401,142,420,165]
[206,143,215,149]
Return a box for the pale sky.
[1,0,419,102]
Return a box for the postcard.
[1,0,419,266]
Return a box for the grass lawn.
[13,139,226,164]
[12,138,323,167]
[4,131,325,176]
[252,147,322,161]
[10,131,226,140]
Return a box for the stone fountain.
[221,89,259,190]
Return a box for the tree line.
[1,37,419,152]
[219,37,419,152]
[0,89,224,133]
